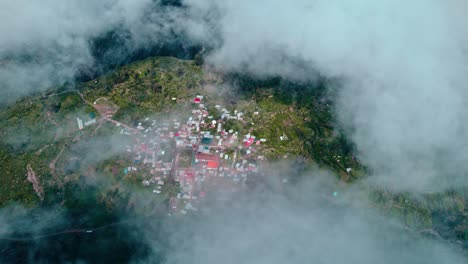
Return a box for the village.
[77,95,270,215]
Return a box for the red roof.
[193,97,201,103]
[244,138,255,147]
[196,153,219,162]
[207,161,219,169]
[184,170,194,179]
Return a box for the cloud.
[0,0,190,104]
[154,170,466,264]
[183,0,468,192]
[1,140,465,263]
[1,1,467,261]
[2,0,468,191]
[0,205,64,240]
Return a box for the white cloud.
[185,0,468,192]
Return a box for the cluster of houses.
[110,94,269,215]
[171,96,265,205]
[120,118,181,192]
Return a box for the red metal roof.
[207,161,219,169]
[196,153,219,162]
[244,138,254,147]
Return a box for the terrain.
[0,56,360,207]
[0,56,466,262]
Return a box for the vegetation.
[82,56,203,123]
[0,91,88,206]
[0,56,465,249]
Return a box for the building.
[197,145,210,154]
[201,135,214,145]
[76,117,84,130]
[244,138,254,147]
[207,160,219,170]
[196,153,219,163]
[84,119,96,126]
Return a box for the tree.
[194,53,204,66]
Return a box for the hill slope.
[0,56,465,250]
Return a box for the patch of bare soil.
[26,164,44,200]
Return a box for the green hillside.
[0,56,465,248]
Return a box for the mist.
[1,1,468,262]
[178,0,468,192]
[4,1,467,190]
[136,168,466,263]
[2,166,464,263]
[0,0,194,104]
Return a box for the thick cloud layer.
[1,168,465,263]
[0,0,189,103]
[158,173,466,264]
[183,0,468,192]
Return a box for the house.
[280,133,288,141]
[84,119,96,126]
[194,153,219,172]
[76,117,84,130]
[207,160,219,170]
[201,135,214,145]
[176,139,185,147]
[195,153,219,162]
[244,138,254,147]
[198,145,210,154]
